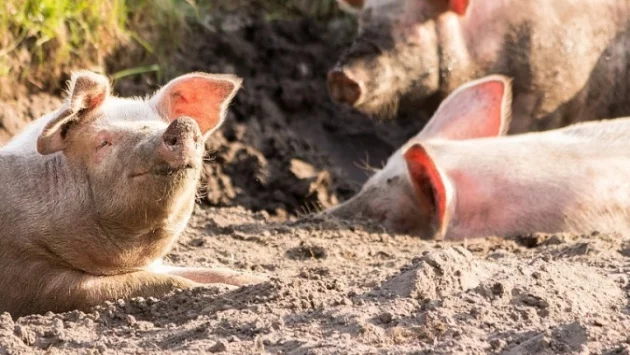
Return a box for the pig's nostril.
[165,136,178,147]
[163,116,202,148]
[327,70,363,106]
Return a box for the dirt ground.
[2,4,630,355]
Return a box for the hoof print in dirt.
[286,242,328,260]
[503,322,588,355]
[512,291,551,317]
[379,247,496,300]
[515,232,625,261]
[516,233,569,248]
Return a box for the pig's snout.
[327,68,365,106]
[158,117,202,170]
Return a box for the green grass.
[0,0,127,91]
[0,0,196,96]
[0,0,134,98]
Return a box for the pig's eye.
[97,140,112,150]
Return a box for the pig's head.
[325,75,511,238]
[36,71,241,233]
[328,0,470,118]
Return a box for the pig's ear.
[448,0,469,16]
[419,75,512,140]
[336,0,364,14]
[403,143,449,238]
[37,71,110,155]
[151,73,242,137]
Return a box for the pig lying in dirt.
[329,0,630,132]
[326,74,630,239]
[0,71,265,317]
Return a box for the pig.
[328,0,630,132]
[0,71,266,317]
[326,74,630,240]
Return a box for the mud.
[106,4,428,216]
[1,4,629,355]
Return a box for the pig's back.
[432,120,630,172]
[555,117,630,142]
[428,124,630,238]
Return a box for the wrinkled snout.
[321,185,432,237]
[320,194,390,230]
[327,67,365,107]
[158,117,202,170]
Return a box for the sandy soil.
[1,4,630,355]
[1,208,630,354]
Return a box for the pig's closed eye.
[97,140,112,150]
[387,177,399,185]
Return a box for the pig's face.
[327,151,436,236]
[63,117,202,227]
[326,75,512,238]
[36,71,241,233]
[328,0,469,118]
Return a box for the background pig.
[0,71,264,317]
[326,75,630,239]
[329,0,630,133]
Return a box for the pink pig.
[0,71,265,316]
[329,0,630,132]
[326,75,630,239]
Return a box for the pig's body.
[327,75,630,239]
[0,72,264,317]
[330,0,630,132]
[0,101,192,272]
[418,120,630,239]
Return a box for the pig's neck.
[443,163,555,240]
[0,152,81,223]
[445,169,502,240]
[435,2,514,95]
[435,14,477,96]
[0,153,86,252]
[0,152,185,274]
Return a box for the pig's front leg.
[149,262,267,286]
[16,266,265,316]
[10,269,199,316]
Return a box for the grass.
[0,0,194,97]
[0,0,346,99]
[0,0,127,96]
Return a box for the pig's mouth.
[129,163,197,179]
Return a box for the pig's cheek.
[364,204,388,223]
[385,218,409,234]
[93,145,113,165]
